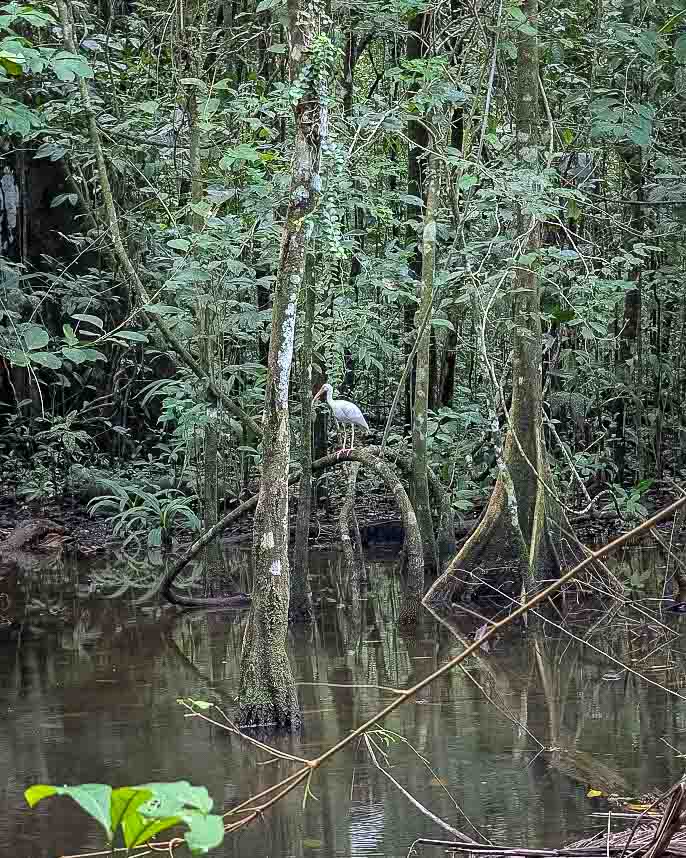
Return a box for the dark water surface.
[2,546,686,857]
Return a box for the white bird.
[312,383,369,452]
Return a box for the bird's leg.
[350,424,355,451]
[336,425,347,460]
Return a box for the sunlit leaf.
[26,784,112,840]
[30,351,62,369]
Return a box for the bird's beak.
[312,387,324,402]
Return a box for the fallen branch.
[125,495,686,856]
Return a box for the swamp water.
[1,545,686,857]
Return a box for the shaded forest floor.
[1,480,686,560]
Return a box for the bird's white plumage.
[313,383,369,451]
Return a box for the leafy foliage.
[25,780,224,854]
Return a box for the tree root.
[160,449,423,609]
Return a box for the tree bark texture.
[412,152,439,573]
[339,463,366,584]
[291,278,315,622]
[404,10,430,426]
[424,0,566,607]
[238,0,325,728]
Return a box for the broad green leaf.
[6,349,29,366]
[256,0,276,10]
[79,348,106,363]
[457,174,478,190]
[144,304,183,316]
[25,785,58,807]
[111,787,179,847]
[110,786,152,836]
[138,782,213,817]
[505,5,526,21]
[0,55,21,75]
[136,100,160,114]
[62,347,87,364]
[72,313,104,329]
[114,330,148,343]
[26,784,112,840]
[126,813,182,847]
[30,351,62,369]
[15,6,55,26]
[23,325,49,350]
[181,810,225,854]
[167,238,190,251]
[62,323,78,345]
[431,318,455,331]
[50,51,94,82]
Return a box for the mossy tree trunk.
[412,151,440,573]
[238,0,325,728]
[425,0,565,606]
[291,271,315,623]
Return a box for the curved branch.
[160,449,423,608]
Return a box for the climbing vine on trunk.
[238,0,328,729]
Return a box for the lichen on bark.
[238,0,326,728]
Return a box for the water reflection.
[1,546,686,857]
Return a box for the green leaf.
[431,318,455,331]
[79,348,106,363]
[457,174,478,190]
[127,814,182,847]
[72,313,104,329]
[185,699,214,710]
[505,5,526,22]
[6,349,29,367]
[219,144,262,169]
[256,0,276,11]
[62,347,87,364]
[26,784,112,840]
[23,324,49,350]
[138,782,213,817]
[51,193,78,208]
[114,330,148,343]
[30,351,62,369]
[110,787,152,838]
[182,811,225,854]
[25,785,58,807]
[111,787,180,848]
[0,55,22,75]
[148,527,163,547]
[144,304,183,316]
[62,323,78,345]
[167,238,190,251]
[49,51,93,82]
[676,34,686,64]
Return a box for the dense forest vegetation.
[2,0,686,724]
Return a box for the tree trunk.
[403,10,430,427]
[424,0,568,607]
[412,151,439,572]
[291,274,315,623]
[238,0,325,728]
